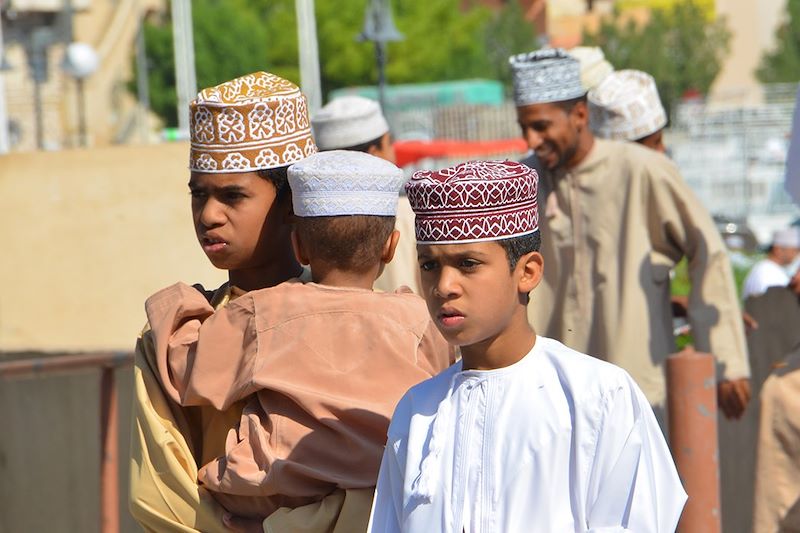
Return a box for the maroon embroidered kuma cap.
[405,160,539,244]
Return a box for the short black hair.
[339,133,385,154]
[554,93,588,113]
[294,215,396,273]
[497,231,541,270]
[257,166,290,201]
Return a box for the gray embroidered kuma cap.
[287,150,405,217]
[509,48,586,107]
[312,96,390,151]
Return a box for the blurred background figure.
[753,270,800,533]
[742,227,800,300]
[567,45,614,92]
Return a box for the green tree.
[484,0,540,91]
[757,0,800,83]
[138,0,279,126]
[583,0,730,117]
[136,0,536,126]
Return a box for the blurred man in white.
[743,227,800,299]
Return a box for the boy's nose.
[198,199,226,228]
[433,269,461,298]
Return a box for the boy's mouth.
[437,307,465,329]
[201,235,228,254]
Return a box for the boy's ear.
[381,229,401,264]
[291,230,310,266]
[517,251,544,294]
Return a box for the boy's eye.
[419,260,438,272]
[221,191,247,203]
[459,259,480,269]
[189,190,207,200]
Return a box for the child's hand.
[717,378,751,420]
[223,512,264,533]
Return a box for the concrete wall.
[0,142,226,352]
[0,365,140,533]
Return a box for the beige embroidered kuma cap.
[189,71,317,173]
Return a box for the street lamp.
[358,0,403,115]
[62,41,98,147]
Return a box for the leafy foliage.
[135,0,537,126]
[756,0,800,83]
[583,0,730,117]
[483,0,540,90]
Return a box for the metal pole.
[666,348,721,533]
[33,76,45,150]
[375,41,387,115]
[135,17,151,143]
[171,0,196,133]
[77,77,87,147]
[99,367,119,533]
[0,13,10,154]
[295,0,321,114]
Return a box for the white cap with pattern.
[312,96,390,150]
[588,69,668,141]
[509,48,586,107]
[287,150,405,217]
[568,46,614,91]
[773,227,800,248]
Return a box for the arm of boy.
[145,282,259,410]
[585,374,687,532]
[645,158,751,419]
[367,438,406,533]
[129,332,231,533]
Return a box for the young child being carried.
[368,160,687,532]
[145,150,451,529]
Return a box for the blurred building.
[1,0,162,152]
[535,0,788,106]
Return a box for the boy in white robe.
[368,160,687,533]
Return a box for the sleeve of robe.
[145,282,260,410]
[585,373,687,532]
[128,329,230,533]
[644,156,751,381]
[367,398,412,533]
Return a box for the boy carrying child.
[129,71,318,533]
[368,160,687,532]
[143,149,451,530]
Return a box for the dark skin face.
[189,170,301,291]
[417,241,543,370]
[367,132,396,164]
[516,100,595,171]
[636,129,666,153]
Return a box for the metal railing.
[0,351,134,533]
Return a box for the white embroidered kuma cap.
[311,96,390,150]
[588,70,668,141]
[568,46,614,91]
[287,150,405,217]
[772,227,800,248]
